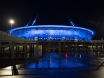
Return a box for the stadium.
[2,17,104,69]
[8,18,95,42]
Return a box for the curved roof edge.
[8,25,95,36]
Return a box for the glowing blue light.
[8,25,95,42]
[27,63,36,68]
[27,52,86,68]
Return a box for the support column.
[58,42,61,59]
[18,46,19,53]
[23,42,27,68]
[42,43,46,56]
[17,46,19,53]
[92,43,94,58]
[83,42,85,52]
[87,44,90,56]
[69,43,70,52]
[99,45,101,57]
[75,42,78,58]
[17,46,20,58]
[29,44,32,58]
[33,44,34,57]
[11,41,14,75]
[96,44,98,57]
[48,42,50,57]
[75,42,78,67]
[48,42,50,68]
[87,44,89,52]
[9,46,11,53]
[15,46,18,58]
[58,42,61,68]
[11,41,14,59]
[36,42,38,60]
[30,44,33,57]
[42,43,45,55]
[36,41,38,68]
[16,46,17,53]
[24,42,27,59]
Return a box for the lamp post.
[9,20,14,29]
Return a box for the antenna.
[68,17,75,26]
[25,20,31,26]
[32,15,38,26]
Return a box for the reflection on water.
[27,52,92,68]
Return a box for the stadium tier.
[8,25,94,42]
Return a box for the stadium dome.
[8,17,95,42]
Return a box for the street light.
[9,19,14,29]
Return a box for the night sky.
[0,0,104,40]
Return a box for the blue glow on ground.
[28,63,36,68]
[27,52,90,68]
[8,25,95,42]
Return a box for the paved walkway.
[0,57,104,78]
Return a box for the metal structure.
[8,18,95,42]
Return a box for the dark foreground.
[0,57,104,78]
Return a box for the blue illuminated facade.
[8,19,95,42]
